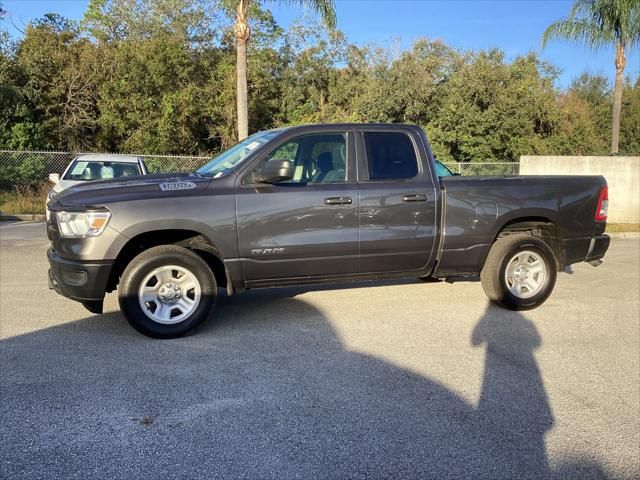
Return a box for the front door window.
[253,133,347,185]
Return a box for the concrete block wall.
[520,156,640,224]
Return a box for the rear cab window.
[363,131,419,181]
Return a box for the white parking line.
[0,221,47,241]
[0,221,45,227]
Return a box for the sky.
[2,0,639,89]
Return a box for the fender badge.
[159,182,196,191]
[251,248,285,255]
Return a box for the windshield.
[196,130,282,177]
[63,160,141,181]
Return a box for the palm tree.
[542,0,640,154]
[234,0,336,140]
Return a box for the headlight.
[56,211,111,238]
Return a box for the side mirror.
[253,160,293,184]
[49,173,60,184]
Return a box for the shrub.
[0,152,47,187]
[0,182,50,215]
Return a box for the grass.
[606,223,640,233]
[0,183,49,215]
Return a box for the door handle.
[324,196,353,205]
[402,194,427,202]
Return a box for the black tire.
[118,245,217,338]
[480,234,557,311]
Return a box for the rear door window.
[363,132,418,181]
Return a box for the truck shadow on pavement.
[1,289,609,479]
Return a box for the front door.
[236,131,358,283]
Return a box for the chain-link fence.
[441,162,520,176]
[0,150,519,191]
[0,150,212,190]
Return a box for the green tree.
[83,0,217,43]
[427,51,561,163]
[92,34,221,153]
[276,19,349,124]
[1,0,635,164]
[83,0,289,150]
[619,78,640,154]
[568,73,611,134]
[14,14,99,150]
[542,0,640,154]
[550,73,611,154]
[230,0,336,140]
[82,0,233,153]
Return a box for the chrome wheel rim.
[138,265,201,324]
[504,250,547,299]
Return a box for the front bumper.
[48,248,113,311]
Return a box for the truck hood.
[52,178,83,193]
[51,172,212,209]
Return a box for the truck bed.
[434,175,607,276]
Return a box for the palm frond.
[542,0,640,50]
[542,17,613,49]
[630,4,640,48]
[274,0,336,29]
[568,0,597,18]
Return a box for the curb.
[608,232,640,239]
[0,214,46,222]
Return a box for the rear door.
[235,130,359,282]
[357,129,438,274]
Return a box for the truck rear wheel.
[480,234,557,310]
[118,245,217,338]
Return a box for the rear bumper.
[585,234,610,262]
[563,234,610,266]
[47,248,113,303]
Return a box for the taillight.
[595,185,608,222]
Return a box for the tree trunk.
[236,37,249,141]
[235,0,250,141]
[610,42,626,155]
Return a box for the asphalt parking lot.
[1,221,638,479]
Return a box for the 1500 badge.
[251,248,285,255]
[159,182,196,191]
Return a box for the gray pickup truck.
[47,124,610,338]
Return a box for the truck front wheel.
[480,234,557,310]
[118,245,217,338]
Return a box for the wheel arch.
[492,216,564,270]
[107,229,233,294]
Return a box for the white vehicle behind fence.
[48,154,148,194]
